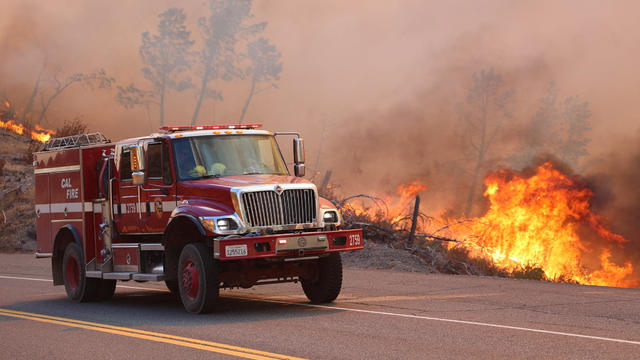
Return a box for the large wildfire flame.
[348,162,638,288]
[462,162,635,287]
[0,101,56,143]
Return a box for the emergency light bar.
[160,124,262,132]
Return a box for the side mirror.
[293,138,305,177]
[130,144,145,186]
[293,138,305,164]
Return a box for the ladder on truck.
[41,133,110,151]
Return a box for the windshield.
[172,134,288,180]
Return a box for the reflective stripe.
[162,201,177,212]
[36,202,93,214]
[34,165,81,174]
[35,201,177,215]
[35,204,50,214]
[114,201,176,215]
[50,203,83,213]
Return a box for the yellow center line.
[0,308,305,360]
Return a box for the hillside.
[0,129,37,252]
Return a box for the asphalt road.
[1,253,639,359]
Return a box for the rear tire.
[62,242,99,302]
[301,252,343,303]
[178,243,219,314]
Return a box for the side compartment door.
[141,141,176,233]
[34,171,52,254]
[114,145,144,234]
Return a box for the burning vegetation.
[0,101,56,143]
[337,160,638,288]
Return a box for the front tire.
[301,252,343,303]
[62,243,99,302]
[178,243,219,314]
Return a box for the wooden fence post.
[408,195,420,247]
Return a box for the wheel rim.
[182,260,199,300]
[65,256,80,290]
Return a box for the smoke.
[1,0,640,204]
[586,132,640,247]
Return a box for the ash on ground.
[342,240,434,272]
[342,239,480,275]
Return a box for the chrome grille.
[241,189,317,227]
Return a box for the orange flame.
[353,162,637,288]
[459,162,636,287]
[346,180,428,223]
[1,119,56,143]
[0,119,26,135]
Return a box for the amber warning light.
[160,124,262,132]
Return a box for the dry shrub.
[55,116,88,137]
[20,141,42,163]
[0,158,5,175]
[443,244,506,276]
[510,264,546,281]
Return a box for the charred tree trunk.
[465,92,489,216]
[191,67,211,126]
[22,69,44,123]
[38,88,65,125]
[408,195,420,247]
[239,76,256,125]
[159,75,166,127]
[320,170,332,194]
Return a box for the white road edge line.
[0,275,168,291]
[2,274,638,346]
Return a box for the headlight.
[322,210,339,224]
[200,216,240,234]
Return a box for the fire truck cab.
[34,125,363,313]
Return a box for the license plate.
[225,244,248,257]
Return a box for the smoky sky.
[2,0,640,203]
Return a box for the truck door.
[115,145,144,234]
[140,141,176,233]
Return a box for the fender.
[165,198,236,239]
[164,214,207,242]
[51,224,83,285]
[172,198,236,218]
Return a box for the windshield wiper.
[200,174,222,179]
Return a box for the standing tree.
[519,82,592,167]
[139,8,194,126]
[239,37,282,124]
[557,96,591,165]
[459,68,514,216]
[116,83,157,130]
[37,69,113,125]
[20,66,45,123]
[191,0,265,125]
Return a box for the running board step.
[90,272,165,281]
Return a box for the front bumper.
[212,228,363,261]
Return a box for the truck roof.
[165,128,273,139]
[115,129,273,145]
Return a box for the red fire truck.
[34,125,363,313]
